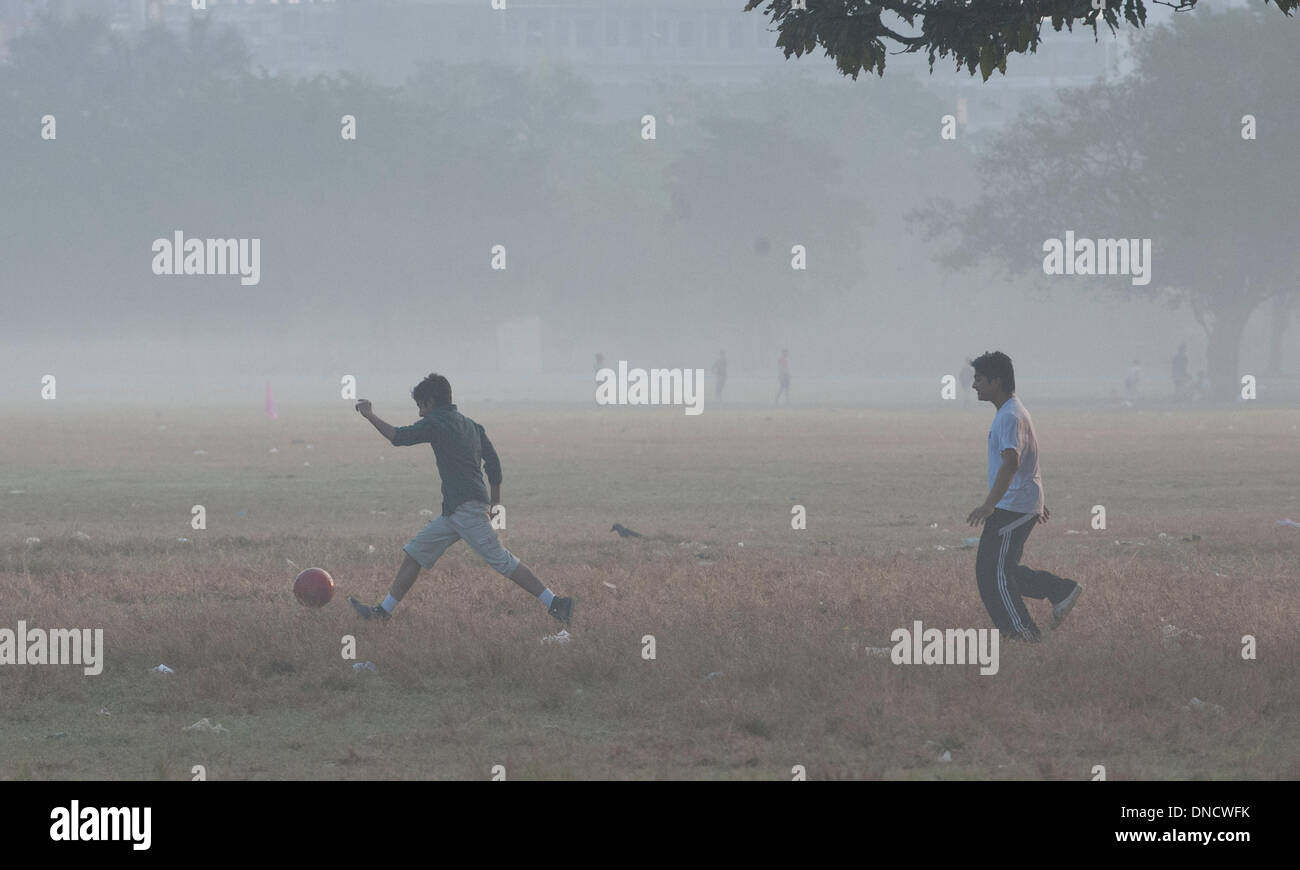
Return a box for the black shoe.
[348,595,391,622]
[1051,583,1082,629]
[547,596,574,625]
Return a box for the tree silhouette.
[747,0,1296,81]
[916,8,1299,400]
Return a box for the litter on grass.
[182,718,229,734]
[1184,697,1225,715]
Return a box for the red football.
[293,567,335,608]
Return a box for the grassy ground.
[2,397,1298,779]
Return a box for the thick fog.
[1,0,1294,404]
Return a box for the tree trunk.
[1266,291,1296,377]
[1204,302,1252,403]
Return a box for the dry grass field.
[2,393,1298,780]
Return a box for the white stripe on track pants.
[975,508,1073,640]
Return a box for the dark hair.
[970,351,1015,393]
[412,373,452,407]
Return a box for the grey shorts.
[403,501,520,577]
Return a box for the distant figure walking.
[1172,344,1189,398]
[775,348,790,405]
[1124,359,1142,401]
[712,351,728,402]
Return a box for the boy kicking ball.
[349,373,573,627]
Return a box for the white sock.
[381,594,399,613]
[538,589,555,608]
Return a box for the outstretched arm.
[967,448,1018,526]
[355,399,397,444]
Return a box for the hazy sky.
[1,0,1291,404]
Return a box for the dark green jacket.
[392,405,502,515]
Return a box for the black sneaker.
[1051,583,1082,629]
[547,596,574,625]
[348,595,391,622]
